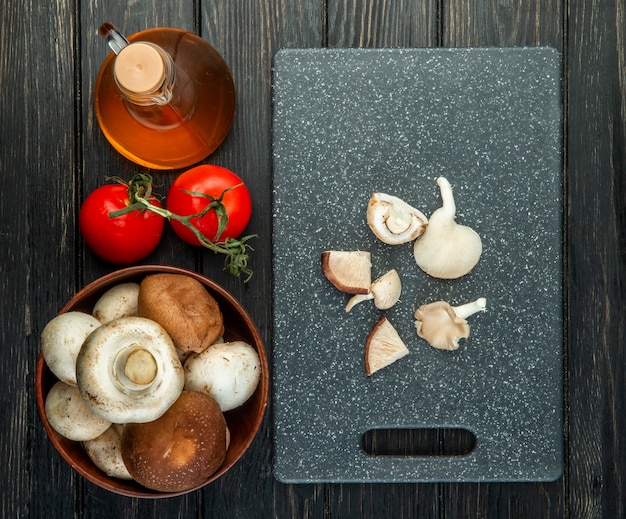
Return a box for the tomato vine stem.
[108,173,256,282]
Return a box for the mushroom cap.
[414,301,470,350]
[76,316,184,424]
[183,341,261,412]
[121,391,227,492]
[45,381,112,441]
[137,273,224,354]
[41,311,102,386]
[413,219,482,279]
[365,317,410,375]
[92,282,140,324]
[321,250,372,294]
[83,425,134,480]
[367,192,428,245]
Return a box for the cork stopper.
[114,42,165,94]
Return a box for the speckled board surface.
[271,47,563,483]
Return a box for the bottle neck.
[113,42,175,106]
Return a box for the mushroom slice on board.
[413,177,482,279]
[367,192,428,245]
[321,250,372,294]
[414,297,487,351]
[345,269,402,312]
[76,316,184,424]
[365,316,410,376]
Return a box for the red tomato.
[166,164,252,245]
[79,183,165,264]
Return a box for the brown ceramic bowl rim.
[35,265,268,498]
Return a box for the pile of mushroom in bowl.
[35,265,268,498]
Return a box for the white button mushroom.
[367,192,428,245]
[45,381,112,441]
[414,297,487,350]
[83,424,133,480]
[345,269,402,312]
[41,311,102,386]
[92,282,140,324]
[183,341,261,412]
[75,316,184,424]
[412,177,482,279]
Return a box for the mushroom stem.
[345,293,373,312]
[451,297,487,319]
[124,348,158,386]
[436,176,456,219]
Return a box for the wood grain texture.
[567,0,626,517]
[1,0,625,516]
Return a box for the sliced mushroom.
[367,193,428,245]
[45,381,112,441]
[92,282,140,324]
[365,316,410,375]
[321,250,372,294]
[345,269,402,312]
[41,311,102,386]
[83,424,133,480]
[75,316,184,424]
[414,297,486,350]
[184,341,261,412]
[413,177,482,279]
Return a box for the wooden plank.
[567,0,626,517]
[0,0,79,516]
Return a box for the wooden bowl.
[35,265,268,498]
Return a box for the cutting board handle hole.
[361,428,476,457]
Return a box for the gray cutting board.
[271,47,563,483]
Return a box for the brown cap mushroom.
[345,269,402,312]
[365,316,410,375]
[121,391,227,492]
[137,273,224,354]
[321,250,372,294]
[414,297,486,350]
[367,192,428,245]
[412,177,482,279]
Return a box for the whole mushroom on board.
[367,192,428,245]
[413,177,482,279]
[41,311,102,386]
[345,269,402,312]
[414,297,487,351]
[75,316,184,424]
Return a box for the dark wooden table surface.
[1,0,624,517]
